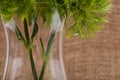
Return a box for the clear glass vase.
[2,10,67,80]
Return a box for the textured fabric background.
[0,0,120,80]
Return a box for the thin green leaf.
[15,26,25,41]
[23,18,30,44]
[40,38,45,59]
[31,17,38,39]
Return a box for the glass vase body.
[2,18,67,80]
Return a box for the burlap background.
[0,0,120,80]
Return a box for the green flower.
[0,0,111,38]
[65,0,111,38]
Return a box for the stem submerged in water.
[39,61,47,80]
[39,32,56,80]
[29,49,38,80]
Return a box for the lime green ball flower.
[0,0,111,38]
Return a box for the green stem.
[29,49,38,80]
[46,31,55,55]
[39,61,47,80]
[39,32,55,80]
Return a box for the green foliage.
[0,0,111,38]
[35,1,54,26]
[0,1,111,79]
[0,0,36,24]
[65,0,111,38]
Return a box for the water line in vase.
[2,18,10,80]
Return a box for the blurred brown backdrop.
[1,0,120,80]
